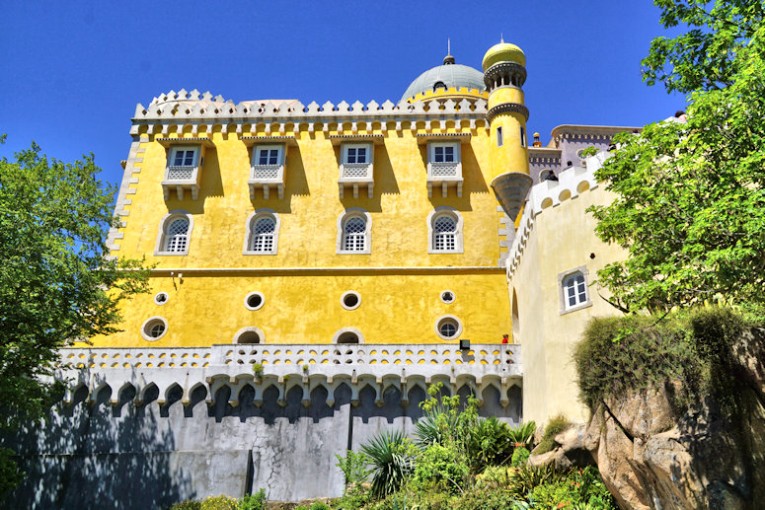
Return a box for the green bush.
[452,488,527,510]
[308,503,330,510]
[466,416,514,470]
[412,442,469,494]
[507,421,536,449]
[200,495,238,510]
[239,489,266,510]
[511,446,530,467]
[332,483,370,510]
[528,466,617,509]
[575,307,753,410]
[475,465,512,489]
[507,463,560,499]
[170,501,202,510]
[534,415,570,455]
[335,450,371,486]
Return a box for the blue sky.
[0,1,684,189]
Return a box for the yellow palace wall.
[94,125,512,347]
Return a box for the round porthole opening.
[154,292,169,305]
[237,331,261,344]
[142,317,168,341]
[337,332,359,344]
[245,292,265,311]
[435,316,462,340]
[440,290,455,304]
[341,291,361,310]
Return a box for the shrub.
[335,450,370,486]
[332,483,370,510]
[528,466,617,509]
[200,495,238,510]
[170,501,202,510]
[309,503,330,510]
[507,421,536,449]
[475,465,512,490]
[507,463,560,499]
[360,430,414,499]
[239,489,266,510]
[466,416,514,470]
[452,488,527,510]
[511,446,530,467]
[534,415,570,455]
[412,442,470,494]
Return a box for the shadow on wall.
[3,384,194,510]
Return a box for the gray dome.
[401,63,485,101]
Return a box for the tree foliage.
[0,140,148,488]
[591,1,765,315]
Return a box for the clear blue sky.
[0,1,684,189]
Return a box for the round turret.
[482,42,526,71]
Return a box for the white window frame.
[427,207,464,254]
[155,210,194,256]
[337,208,372,254]
[243,209,280,255]
[434,315,463,341]
[558,267,592,314]
[429,142,460,164]
[253,145,284,167]
[169,146,199,168]
[141,316,168,341]
[342,143,371,165]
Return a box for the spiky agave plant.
[360,430,413,499]
[507,421,537,448]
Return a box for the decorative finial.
[500,33,504,43]
[443,37,455,65]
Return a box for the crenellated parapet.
[506,153,608,277]
[130,89,490,137]
[57,343,522,412]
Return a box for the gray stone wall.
[5,381,521,509]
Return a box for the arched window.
[428,208,463,253]
[156,211,193,255]
[559,268,591,313]
[332,327,365,344]
[337,209,371,254]
[244,210,280,255]
[234,327,265,345]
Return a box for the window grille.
[251,216,276,253]
[164,218,189,253]
[343,216,367,251]
[433,215,457,251]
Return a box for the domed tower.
[482,41,532,220]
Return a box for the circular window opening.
[341,291,361,311]
[154,292,169,305]
[337,332,359,344]
[141,317,168,341]
[237,331,261,344]
[244,292,265,311]
[440,290,455,304]
[435,316,462,340]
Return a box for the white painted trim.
[332,327,365,344]
[233,326,266,344]
[244,292,265,311]
[154,210,194,256]
[336,208,372,254]
[340,291,362,311]
[427,207,464,254]
[558,266,593,315]
[154,292,169,306]
[243,209,280,255]
[146,266,504,276]
[141,316,168,342]
[434,315,463,340]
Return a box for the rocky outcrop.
[582,328,765,510]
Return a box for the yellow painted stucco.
[93,124,513,348]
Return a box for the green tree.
[590,1,765,316]
[0,138,148,493]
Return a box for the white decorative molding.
[505,152,607,278]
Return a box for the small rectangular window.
[433,145,456,163]
[172,149,196,167]
[344,145,369,164]
[497,127,503,147]
[520,127,527,147]
[256,147,281,166]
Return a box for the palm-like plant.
[360,430,413,499]
[507,421,536,448]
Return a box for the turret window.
[520,127,527,147]
[497,127,503,147]
[559,268,592,314]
